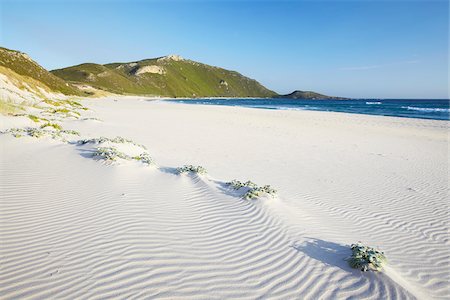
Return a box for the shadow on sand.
[292,238,352,272]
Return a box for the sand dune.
[0,97,448,299]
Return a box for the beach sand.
[0,97,448,299]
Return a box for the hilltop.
[0,47,82,96]
[277,90,349,100]
[51,55,277,98]
[0,46,349,109]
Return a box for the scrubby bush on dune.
[177,165,207,175]
[94,147,129,161]
[226,179,277,200]
[243,185,277,200]
[92,145,154,166]
[78,136,147,150]
[43,99,88,111]
[347,242,386,272]
[2,127,79,140]
[47,108,81,119]
[60,129,80,136]
[40,122,62,130]
[227,180,258,189]
[28,114,48,123]
[132,152,155,165]
[42,99,63,107]
[66,100,84,108]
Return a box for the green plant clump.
[78,136,147,149]
[2,127,79,141]
[347,242,387,272]
[243,185,277,200]
[40,122,62,130]
[177,165,207,175]
[227,180,258,189]
[60,129,80,136]
[28,114,48,123]
[93,146,154,166]
[226,179,277,200]
[94,147,129,161]
[132,152,154,165]
[48,108,81,118]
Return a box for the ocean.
[168,98,449,121]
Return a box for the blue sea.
[168,98,449,121]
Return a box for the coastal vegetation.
[177,165,207,175]
[51,55,277,98]
[2,127,79,140]
[1,46,346,101]
[0,47,83,96]
[227,179,277,199]
[347,242,387,272]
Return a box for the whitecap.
[401,106,450,113]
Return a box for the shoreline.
[161,98,450,121]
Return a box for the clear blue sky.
[1,0,448,98]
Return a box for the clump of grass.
[132,152,155,165]
[347,242,387,272]
[66,100,82,107]
[28,114,48,123]
[0,101,22,115]
[3,128,27,138]
[227,180,258,189]
[2,126,79,141]
[67,100,89,110]
[48,108,81,119]
[243,185,277,200]
[93,146,154,166]
[42,99,62,106]
[94,146,129,161]
[40,122,62,130]
[177,165,207,175]
[60,129,80,136]
[226,179,277,200]
[3,127,57,139]
[78,136,147,149]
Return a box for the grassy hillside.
[277,90,350,100]
[0,47,83,96]
[52,55,276,98]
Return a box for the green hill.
[51,55,276,98]
[0,47,82,96]
[277,90,350,100]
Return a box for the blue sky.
[1,0,448,98]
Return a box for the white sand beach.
[0,97,448,299]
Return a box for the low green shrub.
[28,114,48,123]
[78,136,147,149]
[94,147,129,161]
[48,108,81,118]
[60,129,80,136]
[132,152,154,165]
[177,165,207,175]
[93,146,153,166]
[227,180,258,189]
[347,242,387,272]
[42,99,62,106]
[226,179,277,200]
[3,127,79,140]
[40,122,62,130]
